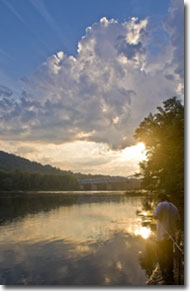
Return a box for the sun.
[119,142,146,161]
[136,142,146,150]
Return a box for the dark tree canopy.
[134,97,184,196]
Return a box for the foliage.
[134,97,184,195]
[0,150,125,185]
[0,170,79,191]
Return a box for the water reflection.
[134,226,151,239]
[138,239,157,277]
[0,192,156,285]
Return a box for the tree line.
[0,170,79,191]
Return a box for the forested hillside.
[0,150,132,191]
[0,151,111,179]
[0,151,70,175]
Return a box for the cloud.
[0,140,146,176]
[144,0,184,94]
[163,0,184,80]
[0,85,12,97]
[0,1,184,151]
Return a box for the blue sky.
[0,0,184,176]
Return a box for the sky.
[0,0,184,176]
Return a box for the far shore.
[0,189,151,196]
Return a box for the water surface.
[0,191,156,285]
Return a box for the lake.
[0,191,157,286]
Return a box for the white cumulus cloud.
[0,1,184,152]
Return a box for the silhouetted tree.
[134,97,184,196]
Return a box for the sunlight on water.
[0,198,146,243]
[0,192,156,285]
[134,226,151,239]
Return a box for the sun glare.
[119,142,146,161]
[135,227,151,239]
[136,142,146,151]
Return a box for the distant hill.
[0,150,141,191]
[0,150,117,179]
[0,150,70,176]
